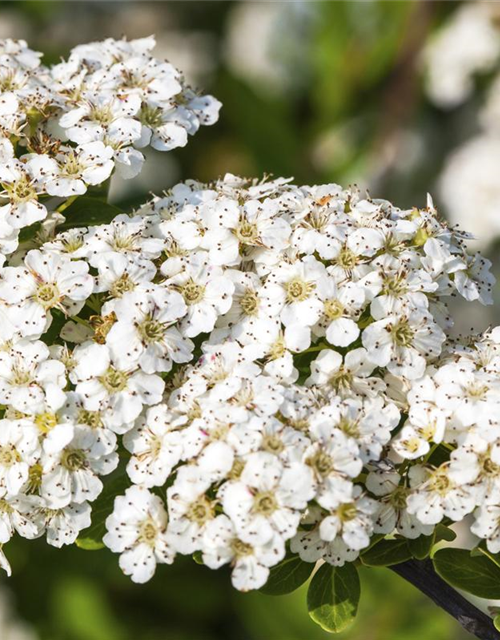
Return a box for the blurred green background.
[0,1,496,638]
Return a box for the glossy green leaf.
[433,548,500,598]
[58,197,121,230]
[260,555,314,596]
[361,538,412,567]
[409,534,435,560]
[473,542,500,569]
[307,563,360,633]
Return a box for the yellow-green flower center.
[34,283,61,309]
[324,298,344,321]
[179,279,205,305]
[285,278,314,303]
[100,367,128,393]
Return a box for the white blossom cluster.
[0,164,497,591]
[0,36,220,255]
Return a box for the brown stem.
[390,559,500,640]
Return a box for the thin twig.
[390,559,500,640]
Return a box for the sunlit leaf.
[307,563,360,633]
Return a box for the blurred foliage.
[0,0,483,638]
[7,534,467,640]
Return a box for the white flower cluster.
[0,164,496,591]
[0,37,220,254]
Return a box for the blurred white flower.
[439,133,500,250]
[0,585,39,640]
[423,2,500,108]
[224,1,312,95]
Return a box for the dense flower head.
[0,36,221,255]
[0,161,496,590]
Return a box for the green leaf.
[39,308,67,346]
[494,614,500,632]
[75,538,105,551]
[18,221,42,243]
[85,178,111,202]
[58,197,121,231]
[434,524,457,543]
[409,534,435,560]
[76,468,129,550]
[473,542,500,569]
[307,563,360,633]
[259,555,314,596]
[427,444,452,468]
[361,538,412,567]
[433,548,500,598]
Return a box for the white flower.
[0,340,65,413]
[239,317,301,382]
[305,427,361,509]
[137,93,221,151]
[260,256,325,329]
[0,494,40,542]
[392,404,446,460]
[95,253,156,299]
[59,94,142,146]
[306,348,385,398]
[70,342,165,431]
[221,452,314,543]
[312,397,399,464]
[406,464,476,525]
[42,501,92,548]
[291,490,376,568]
[42,425,117,508]
[207,195,292,263]
[362,309,445,380]
[0,146,56,229]
[449,434,500,501]
[104,485,175,584]
[44,142,115,197]
[0,250,94,337]
[454,253,495,305]
[366,467,433,539]
[106,287,192,374]
[184,342,259,403]
[363,265,438,316]
[313,277,365,347]
[202,514,285,591]
[318,486,377,553]
[0,419,39,495]
[167,465,214,554]
[164,252,234,338]
[84,215,164,267]
[123,405,184,488]
[290,510,352,567]
[433,360,500,432]
[471,501,500,554]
